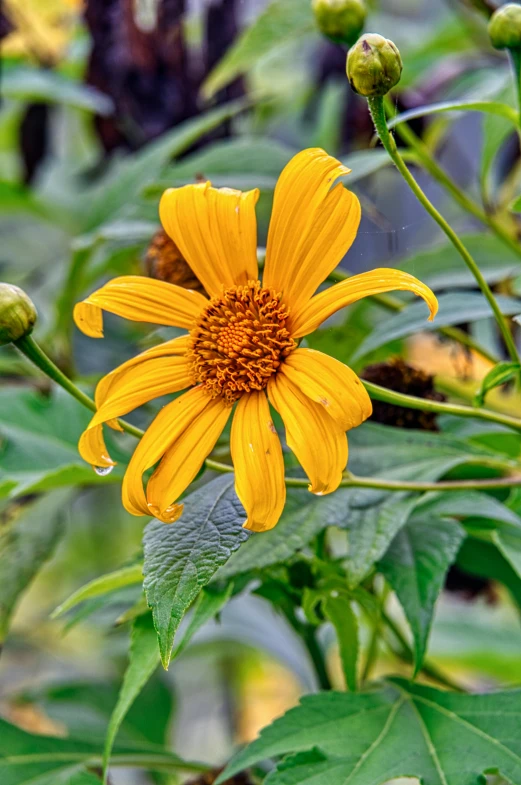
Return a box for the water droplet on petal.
[94,465,114,477]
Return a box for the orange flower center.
[189,280,296,404]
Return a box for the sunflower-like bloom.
[74,148,438,532]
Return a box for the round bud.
[488,4,521,49]
[312,0,367,47]
[0,283,37,345]
[346,33,403,96]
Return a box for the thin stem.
[384,96,521,261]
[509,48,521,129]
[362,378,521,432]
[382,609,464,692]
[206,459,521,492]
[368,95,521,365]
[14,334,144,440]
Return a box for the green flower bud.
[488,3,521,49]
[0,283,37,345]
[346,33,402,96]
[312,0,367,47]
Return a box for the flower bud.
[0,283,37,345]
[346,33,402,96]
[312,0,366,46]
[488,3,521,49]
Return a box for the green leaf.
[474,362,521,406]
[52,564,143,619]
[84,98,250,230]
[456,535,521,608]
[481,101,515,200]
[414,490,521,528]
[510,193,521,212]
[0,715,201,785]
[0,489,72,641]
[217,487,351,580]
[143,475,248,668]
[352,291,521,361]
[387,99,517,130]
[342,150,392,183]
[344,492,419,588]
[201,0,314,99]
[322,592,359,691]
[144,137,296,196]
[172,582,234,660]
[0,386,121,499]
[103,613,160,783]
[2,67,114,115]
[398,233,521,291]
[378,515,465,673]
[219,678,521,785]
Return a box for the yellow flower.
[74,148,438,532]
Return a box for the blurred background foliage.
[2,0,521,783]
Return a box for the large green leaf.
[0,386,121,498]
[103,613,160,783]
[201,0,315,99]
[398,233,521,291]
[352,291,521,361]
[0,489,72,641]
[219,678,521,785]
[379,515,465,672]
[143,475,248,667]
[0,716,201,785]
[2,67,114,115]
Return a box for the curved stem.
[384,96,521,260]
[14,334,144,440]
[362,378,521,432]
[368,95,521,365]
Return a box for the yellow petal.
[79,422,116,469]
[268,373,348,495]
[290,268,439,338]
[121,386,216,520]
[95,335,190,411]
[146,397,231,522]
[159,183,259,297]
[90,355,192,428]
[73,276,208,338]
[230,391,285,532]
[280,348,372,431]
[263,148,360,312]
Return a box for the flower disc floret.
[188,280,296,404]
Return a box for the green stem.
[384,96,521,261]
[368,94,521,365]
[205,459,521,492]
[14,334,144,441]
[509,48,521,129]
[362,378,521,432]
[382,609,464,692]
